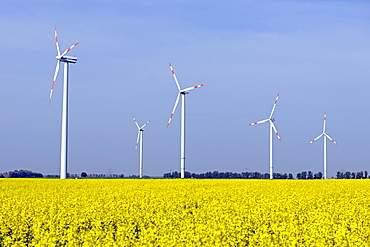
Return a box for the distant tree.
[356,171,363,179]
[336,171,343,179]
[296,171,310,180]
[288,173,294,179]
[344,172,351,179]
[307,171,313,179]
[351,172,356,179]
[205,171,212,178]
[314,172,323,179]
[81,172,87,178]
[0,174,4,178]
[365,171,368,179]
[163,171,180,178]
[273,173,288,179]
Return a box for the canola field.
[0,179,370,246]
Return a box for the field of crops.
[0,179,369,246]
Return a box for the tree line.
[1,169,369,179]
[163,171,296,179]
[0,170,43,178]
[163,170,370,179]
[336,171,368,179]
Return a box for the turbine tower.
[167,63,204,179]
[308,112,338,179]
[249,94,281,179]
[48,26,79,179]
[132,117,150,178]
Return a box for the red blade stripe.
[196,84,204,88]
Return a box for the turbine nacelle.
[56,55,78,63]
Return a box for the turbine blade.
[49,61,60,106]
[308,133,324,144]
[141,120,150,129]
[60,42,79,57]
[271,121,281,141]
[135,130,140,151]
[269,93,280,119]
[169,63,181,91]
[324,133,338,145]
[181,84,204,93]
[323,112,327,133]
[167,93,180,127]
[132,117,140,129]
[249,119,269,126]
[54,26,61,56]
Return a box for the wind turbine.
[48,26,79,179]
[308,112,338,179]
[132,117,150,178]
[249,94,281,179]
[167,63,204,179]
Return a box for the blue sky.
[1,0,370,177]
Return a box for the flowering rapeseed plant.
[0,179,369,246]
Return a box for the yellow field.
[0,179,369,246]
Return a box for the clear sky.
[1,0,370,177]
